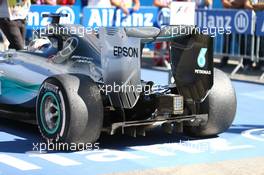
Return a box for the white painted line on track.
[241,91,264,100]
[0,132,26,142]
[131,145,175,156]
[0,154,41,171]
[29,154,81,166]
[242,128,264,142]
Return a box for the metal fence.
[219,34,264,80]
[214,34,264,78]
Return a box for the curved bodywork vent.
[105,27,119,36]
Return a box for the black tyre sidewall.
[185,68,237,137]
[36,78,70,141]
[36,74,103,144]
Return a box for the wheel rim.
[40,91,61,135]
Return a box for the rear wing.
[126,25,214,102]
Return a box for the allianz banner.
[26,6,255,35]
[82,7,254,34]
[196,9,254,34]
[82,7,159,27]
[27,5,81,29]
[256,12,264,36]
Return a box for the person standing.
[110,0,140,15]
[0,0,30,50]
[153,0,172,8]
[252,0,264,9]
[86,0,112,7]
[154,0,212,8]
[33,0,56,5]
[0,0,31,50]
[194,0,212,8]
[86,0,140,15]
[153,0,172,66]
[57,0,75,5]
[222,0,252,9]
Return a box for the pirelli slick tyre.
[36,74,103,145]
[185,68,237,137]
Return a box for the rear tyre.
[184,68,236,137]
[36,74,103,146]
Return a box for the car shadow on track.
[0,118,263,154]
[0,118,42,154]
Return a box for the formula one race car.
[0,13,236,145]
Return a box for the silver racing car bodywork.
[0,14,237,144]
[100,27,142,108]
[0,26,151,109]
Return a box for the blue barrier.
[26,5,262,36]
[27,5,80,29]
[256,12,264,36]
[196,9,254,34]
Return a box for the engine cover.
[100,28,142,109]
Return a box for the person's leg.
[0,29,10,50]
[220,34,231,67]
[18,19,26,44]
[241,35,253,71]
[259,37,264,71]
[0,18,25,50]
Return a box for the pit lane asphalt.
[0,69,264,175]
